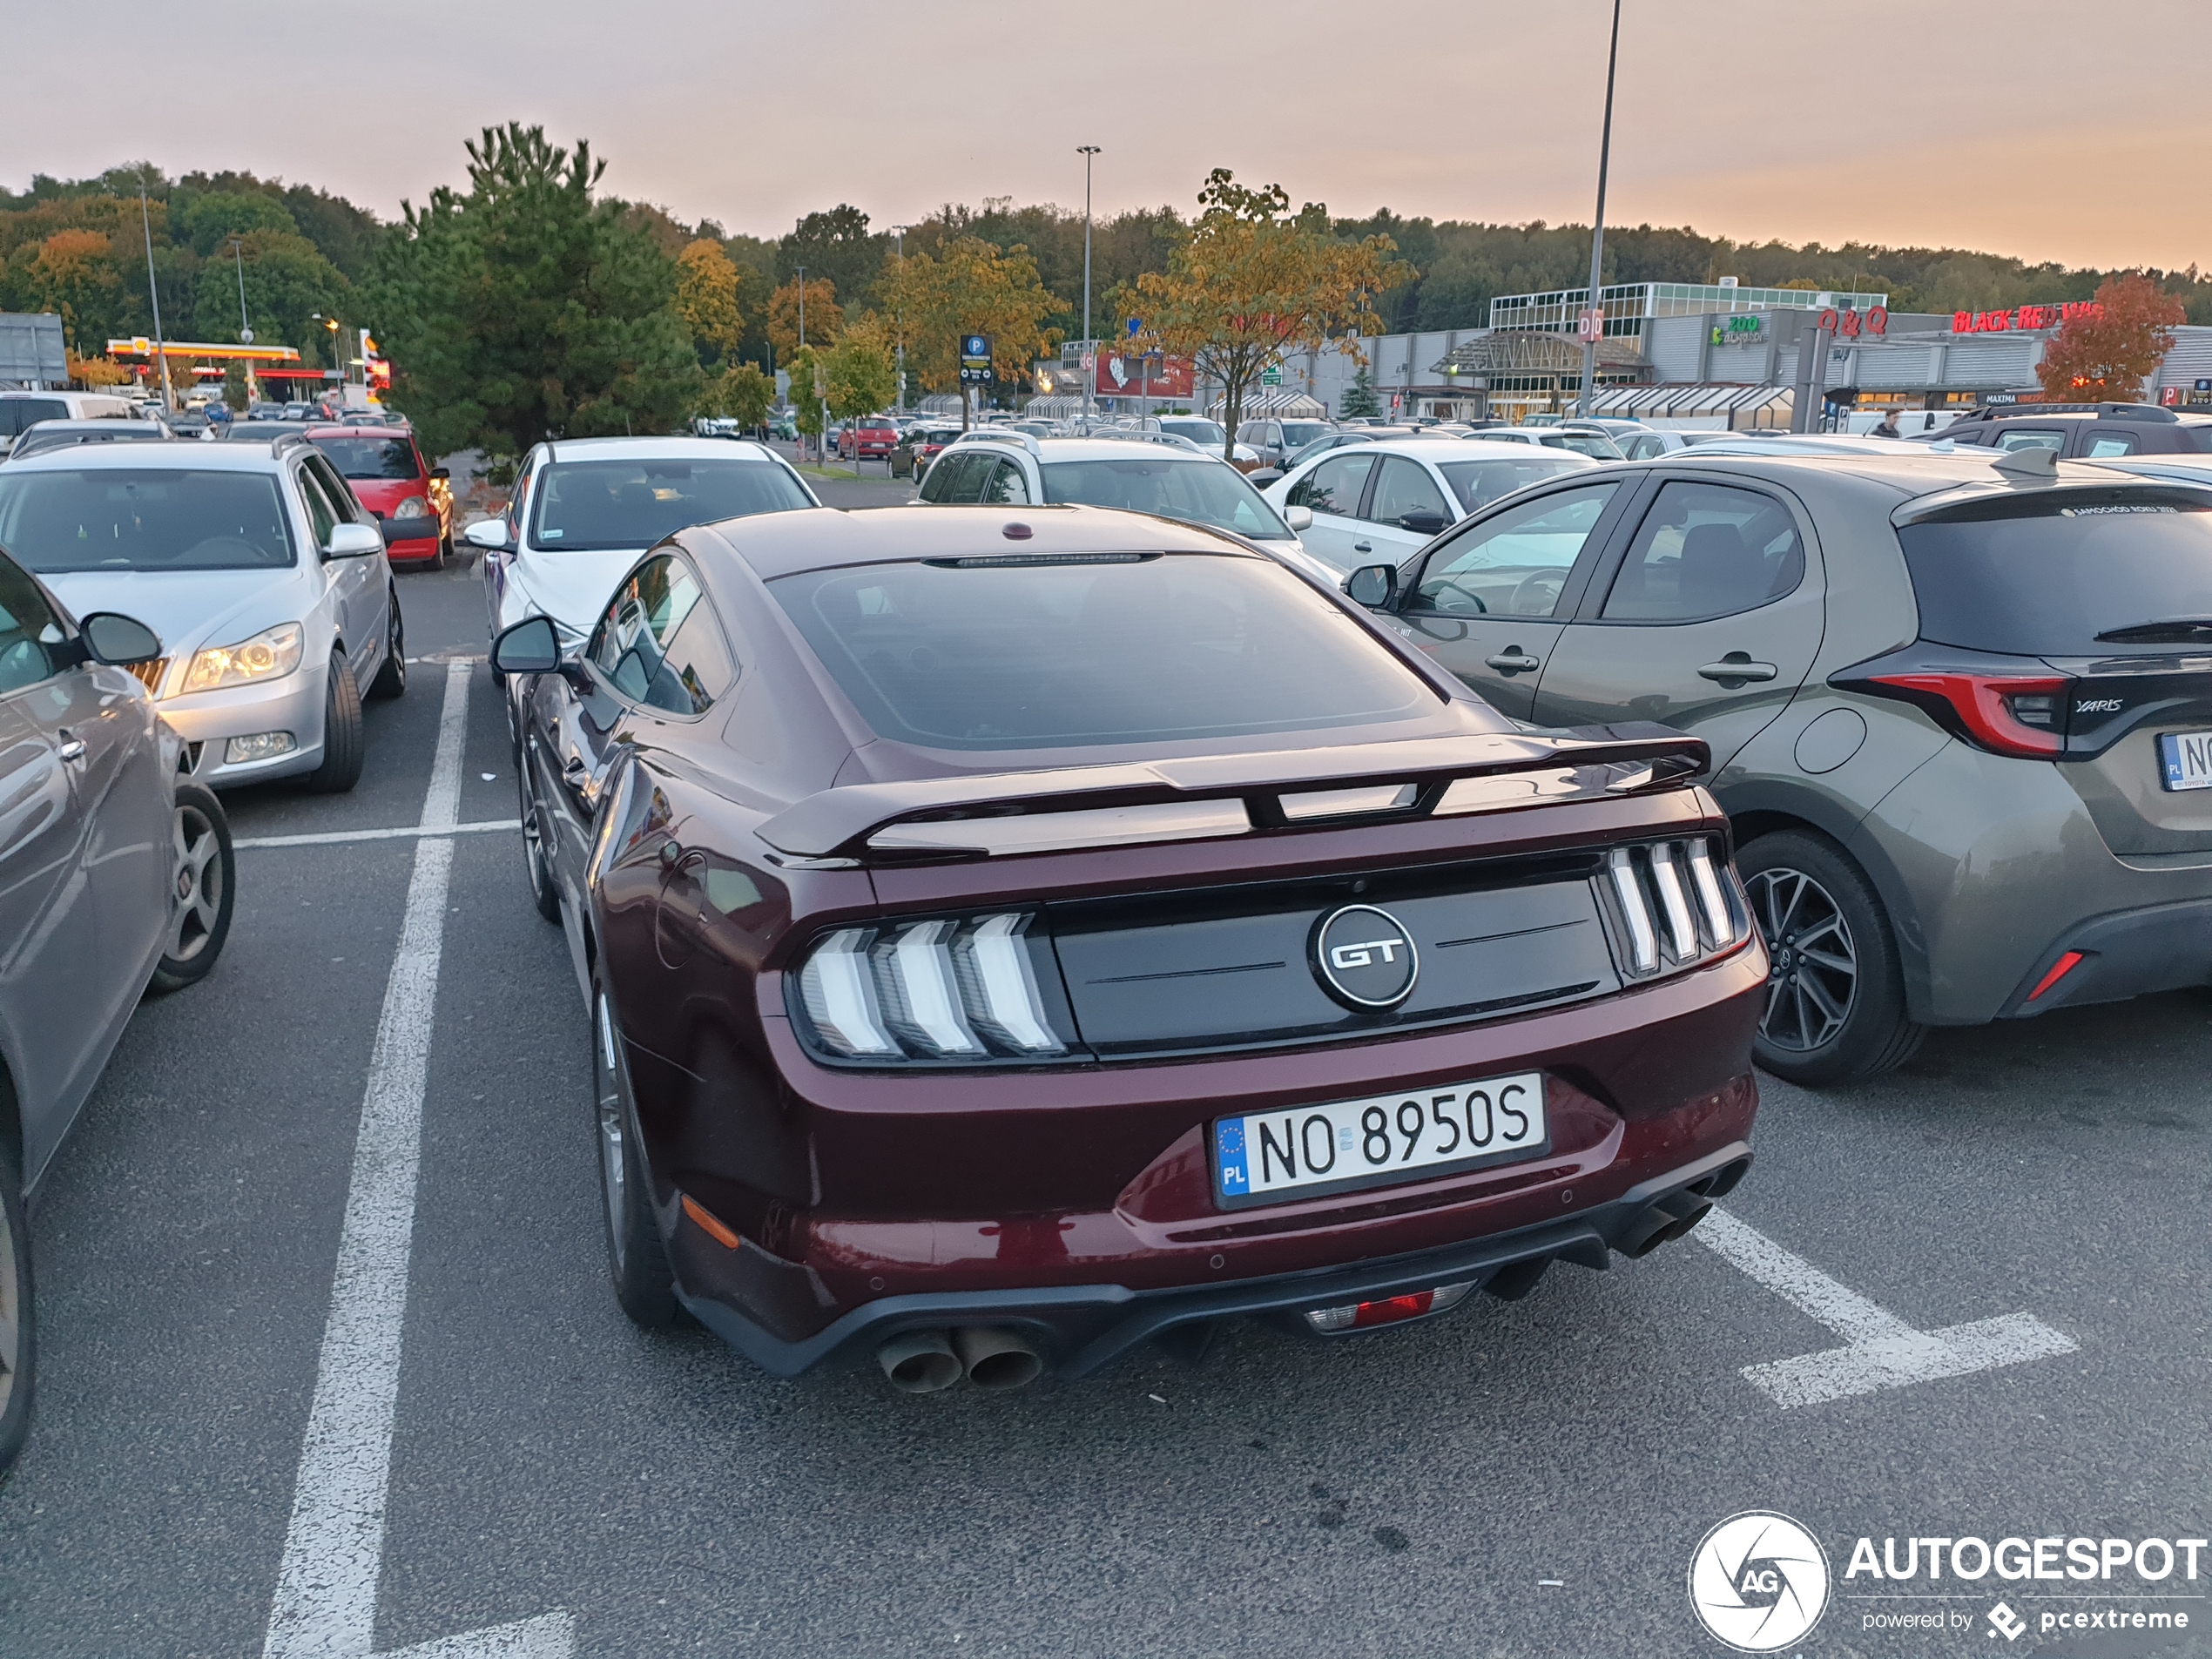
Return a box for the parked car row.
[0,422,441,1475]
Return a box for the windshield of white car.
[1436,455,1589,513]
[530,458,813,551]
[0,468,295,571]
[771,553,1433,751]
[1158,419,1225,447]
[1039,456,1292,540]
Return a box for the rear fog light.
[1304,1280,1474,1334]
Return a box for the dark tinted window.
[1289,450,1376,516]
[312,436,422,479]
[1368,456,1452,523]
[0,399,67,439]
[1278,421,1332,448]
[772,553,1433,751]
[1039,455,1289,539]
[589,553,736,715]
[0,469,294,571]
[1602,481,1804,622]
[304,454,361,522]
[1898,492,2212,654]
[921,450,991,503]
[0,554,67,694]
[981,457,1030,505]
[532,458,811,550]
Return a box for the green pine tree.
[366,124,697,460]
[1341,364,1379,419]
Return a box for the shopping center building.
[1265,280,2212,427]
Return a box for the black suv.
[1922,402,2212,460]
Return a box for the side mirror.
[1282,503,1313,530]
[463,518,510,550]
[429,466,450,481]
[324,522,383,560]
[1344,563,1399,610]
[79,611,163,666]
[1398,510,1451,536]
[491,614,562,676]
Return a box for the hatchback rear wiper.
[2093,617,2212,644]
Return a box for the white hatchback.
[1261,438,1597,574]
[471,436,819,652]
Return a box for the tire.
[517,753,561,923]
[366,591,406,701]
[147,781,234,995]
[593,975,677,1327]
[0,1132,32,1482]
[304,653,365,793]
[1737,828,1925,1086]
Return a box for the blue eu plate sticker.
[1215,1119,1249,1196]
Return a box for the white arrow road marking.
[1696,1208,2078,1409]
[263,661,573,1659]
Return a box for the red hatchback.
[307,425,451,566]
[846,416,897,460]
[490,506,1765,1393]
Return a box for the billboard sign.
[1095,352,1193,399]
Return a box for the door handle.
[1697,658,1779,683]
[57,738,87,762]
[1352,541,1373,553]
[1485,651,1542,674]
[563,752,605,809]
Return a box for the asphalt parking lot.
[0,547,2208,1659]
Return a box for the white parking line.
[236,821,516,851]
[1696,1208,2078,1409]
[263,661,572,1659]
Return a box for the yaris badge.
[1312,904,1419,1008]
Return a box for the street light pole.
[1078,145,1100,428]
[138,176,172,411]
[1576,0,1622,421]
[891,226,908,412]
[796,266,807,458]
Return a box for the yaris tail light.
[793,911,1070,1063]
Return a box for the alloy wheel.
[1746,866,1858,1052]
[595,992,627,1273]
[520,769,550,898]
[168,799,225,964]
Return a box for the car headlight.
[179,623,304,695]
[394,496,429,519]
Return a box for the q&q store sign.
[1954,301,2103,334]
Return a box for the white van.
[0,391,141,455]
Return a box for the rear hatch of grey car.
[1837,479,2212,857]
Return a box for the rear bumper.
[2001,894,2212,1015]
[672,1140,1752,1379]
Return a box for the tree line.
[10,130,2212,462]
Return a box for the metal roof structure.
[1433,332,1647,379]
[1588,382,1795,424]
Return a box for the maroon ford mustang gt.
[492,504,1766,1392]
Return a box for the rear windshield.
[530,458,812,551]
[1040,456,1291,540]
[771,553,1433,751]
[312,436,421,480]
[1437,455,1588,513]
[0,399,66,439]
[1159,419,1225,447]
[0,468,294,571]
[1898,492,2212,654]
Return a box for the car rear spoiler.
[757,725,1710,860]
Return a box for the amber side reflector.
[680,1193,741,1249]
[2027,950,2086,1001]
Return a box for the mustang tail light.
[1602,837,1748,978]
[794,912,1069,1062]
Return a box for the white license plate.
[2159,731,2212,792]
[1212,1072,1548,1210]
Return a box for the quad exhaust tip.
[954,1325,1044,1390]
[877,1330,962,1393]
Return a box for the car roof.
[1625,448,2212,512]
[301,422,415,441]
[543,435,780,463]
[17,419,171,435]
[946,434,1230,465]
[2,436,291,471]
[698,502,1258,582]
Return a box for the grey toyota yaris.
[1345,446,2212,1083]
